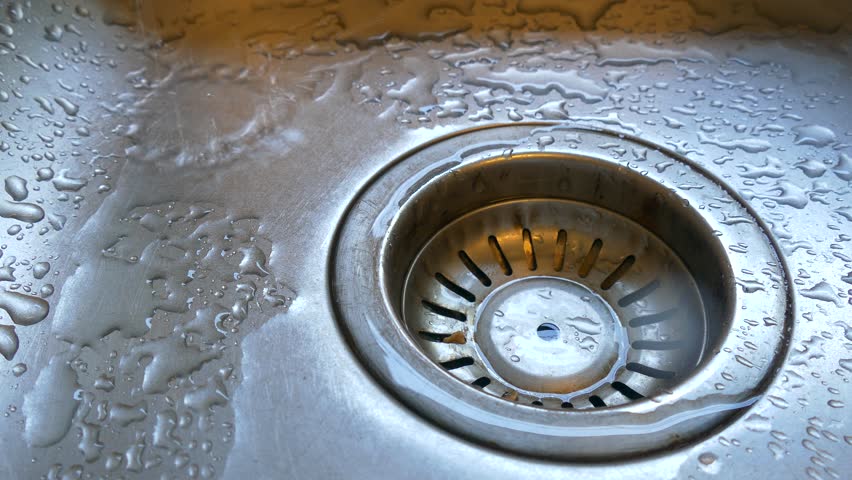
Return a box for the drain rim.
[330,124,792,460]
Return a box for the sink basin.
[0,1,849,478]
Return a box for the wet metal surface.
[0,1,850,478]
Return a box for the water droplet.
[801,282,841,306]
[39,284,54,298]
[767,395,789,409]
[735,355,755,368]
[792,124,836,147]
[767,441,785,460]
[22,356,79,447]
[11,362,26,376]
[44,24,63,42]
[32,261,50,279]
[52,170,88,191]
[537,135,555,149]
[0,324,18,360]
[0,198,44,223]
[36,167,54,181]
[698,132,771,153]
[0,289,49,326]
[54,96,79,116]
[833,153,852,181]
[744,413,771,432]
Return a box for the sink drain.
[404,198,707,409]
[331,124,791,459]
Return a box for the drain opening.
[332,125,790,459]
[536,322,560,341]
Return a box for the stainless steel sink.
[0,1,850,478]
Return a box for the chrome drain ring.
[330,124,791,460]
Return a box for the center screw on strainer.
[331,124,791,459]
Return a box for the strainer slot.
[472,377,492,388]
[522,228,537,271]
[629,309,676,327]
[435,272,476,302]
[488,235,513,276]
[458,250,492,287]
[626,362,675,379]
[578,238,603,278]
[611,382,644,400]
[601,255,636,290]
[553,229,568,272]
[618,279,660,307]
[418,331,459,343]
[632,340,685,351]
[441,357,475,370]
[422,300,466,322]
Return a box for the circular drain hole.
[331,124,791,460]
[536,323,560,342]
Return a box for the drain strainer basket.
[330,124,790,460]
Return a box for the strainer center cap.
[474,277,625,394]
